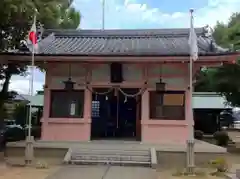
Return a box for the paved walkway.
[46,166,158,179]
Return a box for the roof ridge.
[43,27,207,37]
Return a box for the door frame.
[90,86,142,141]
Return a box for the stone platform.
[6,140,227,168]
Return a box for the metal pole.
[25,44,35,164]
[102,0,105,30]
[28,47,34,137]
[186,9,195,175]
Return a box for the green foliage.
[0,0,81,120]
[195,12,240,106]
[213,131,229,146]
[212,12,240,50]
[36,90,44,95]
[13,103,27,126]
[0,105,8,120]
[209,158,228,174]
[5,127,25,141]
[194,67,218,92]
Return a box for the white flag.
[188,11,198,61]
[37,33,55,54]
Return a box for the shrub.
[213,131,229,146]
[5,127,25,141]
[209,158,228,173]
[194,130,204,140]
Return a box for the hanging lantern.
[63,77,75,90]
[156,78,166,91]
[62,64,76,90]
[156,65,166,91]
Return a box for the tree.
[13,103,27,126]
[212,13,240,50]
[195,12,240,106]
[36,90,44,95]
[0,0,80,121]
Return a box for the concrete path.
[46,166,158,179]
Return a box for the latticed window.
[92,101,100,117]
[149,91,185,120]
[50,90,84,118]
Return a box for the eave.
[0,52,239,64]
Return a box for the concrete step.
[71,151,150,157]
[68,159,151,167]
[64,147,152,167]
[71,149,150,155]
[71,154,151,162]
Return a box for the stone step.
[71,149,150,155]
[71,154,151,162]
[71,151,149,157]
[64,147,153,167]
[68,159,151,167]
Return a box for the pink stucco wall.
[41,63,192,144]
[140,86,190,144]
[41,120,90,141]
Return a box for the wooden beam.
[1,53,239,63]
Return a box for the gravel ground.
[0,153,239,179]
[0,164,60,179]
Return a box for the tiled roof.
[22,94,43,107]
[30,28,231,56]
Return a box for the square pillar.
[41,73,51,140]
[84,87,92,122]
[83,87,92,141]
[141,89,149,121]
[141,89,149,142]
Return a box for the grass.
[157,153,240,179]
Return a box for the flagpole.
[186,9,195,174]
[102,0,105,30]
[25,14,36,165]
[28,47,34,138]
[25,45,35,165]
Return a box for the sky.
[8,0,240,94]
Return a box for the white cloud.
[74,0,239,28]
[118,0,239,27]
[9,79,43,95]
[9,68,44,95]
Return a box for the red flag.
[27,15,38,52]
